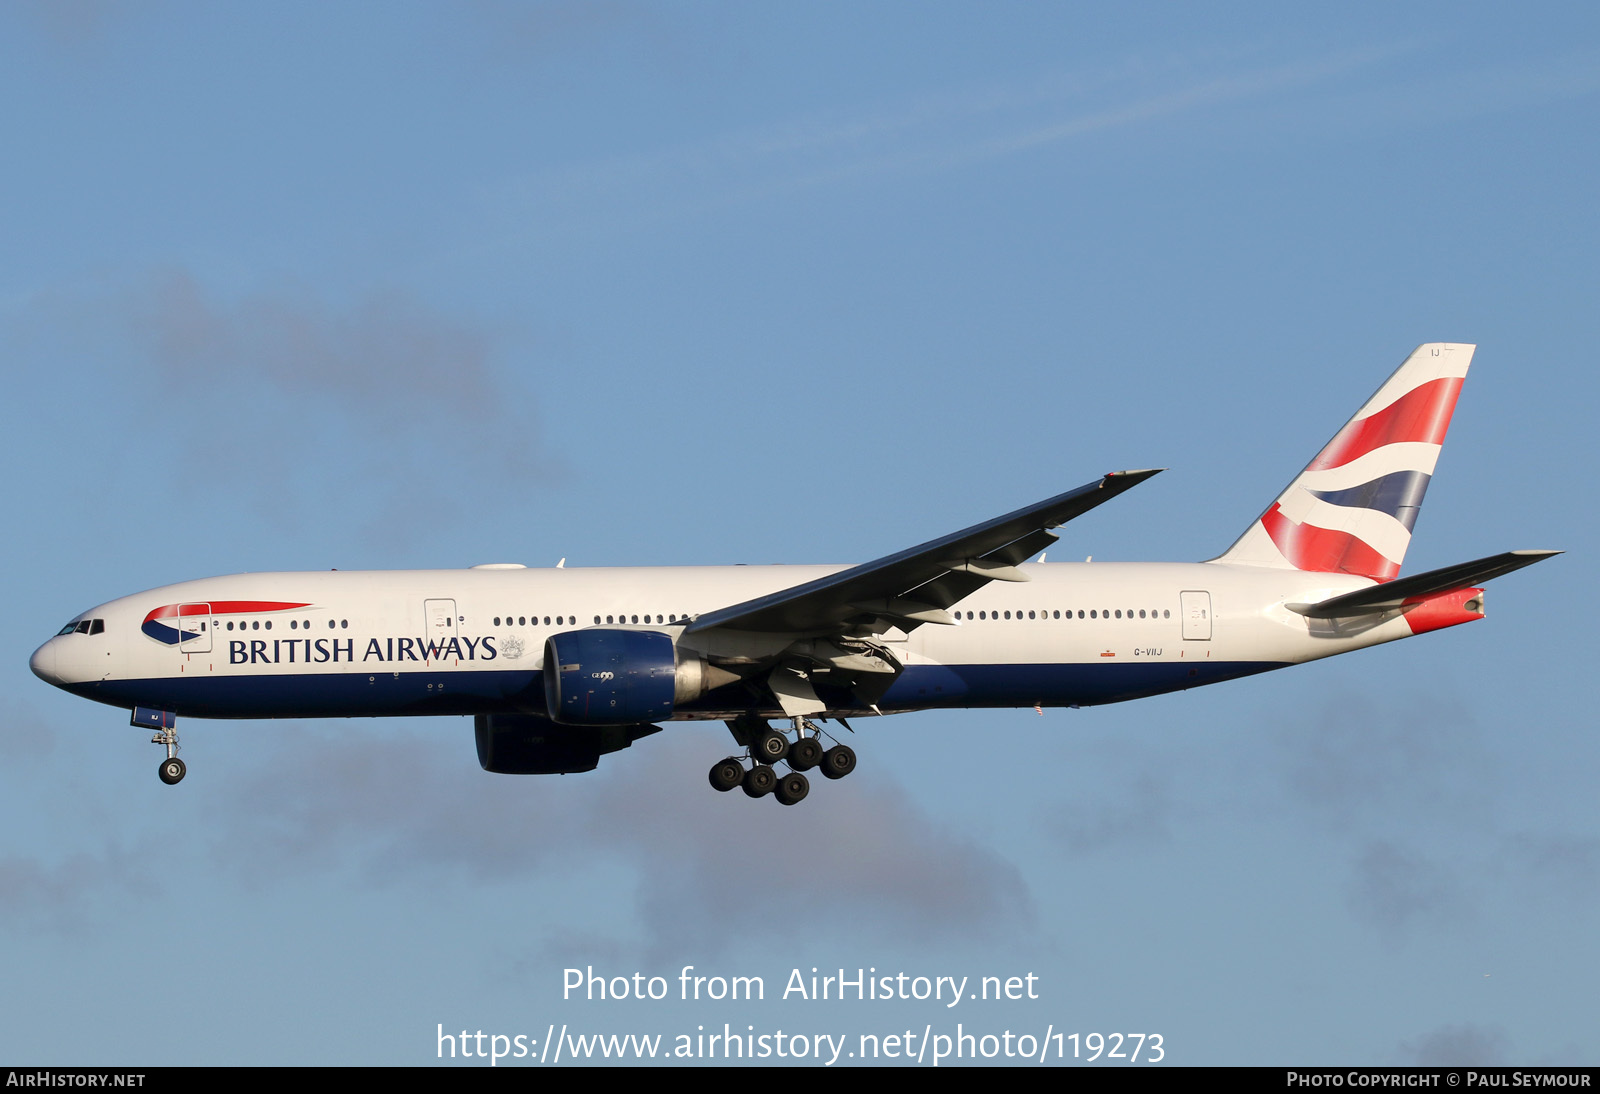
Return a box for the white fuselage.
[32,560,1416,722]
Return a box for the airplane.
[30,343,1558,805]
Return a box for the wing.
[687,469,1162,638]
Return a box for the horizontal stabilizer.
[1291,549,1561,618]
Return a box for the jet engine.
[542,628,738,725]
[474,712,661,774]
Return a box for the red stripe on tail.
[1309,377,1464,472]
[1260,503,1401,581]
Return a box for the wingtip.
[1106,468,1166,480]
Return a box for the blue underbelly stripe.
[66,660,1287,720]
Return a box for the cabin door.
[1180,591,1212,641]
[424,599,458,641]
[178,603,212,654]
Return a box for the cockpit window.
[56,619,104,636]
[89,619,104,635]
[57,622,79,636]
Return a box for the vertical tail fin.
[1212,343,1474,582]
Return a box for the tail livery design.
[1216,343,1471,581]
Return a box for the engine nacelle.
[544,628,676,725]
[474,713,660,774]
[543,628,738,725]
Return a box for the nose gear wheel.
[151,724,185,785]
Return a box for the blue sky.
[2,2,1595,1066]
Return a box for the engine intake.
[543,628,738,725]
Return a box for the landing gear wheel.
[774,771,810,806]
[708,757,745,793]
[742,765,777,798]
[788,737,823,771]
[753,728,789,765]
[158,757,187,785]
[820,744,856,780]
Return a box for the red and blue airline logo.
[142,601,311,645]
[1259,374,1463,583]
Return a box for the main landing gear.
[707,715,856,807]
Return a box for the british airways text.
[227,636,500,665]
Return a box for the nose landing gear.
[152,726,185,785]
[136,707,185,785]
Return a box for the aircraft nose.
[30,640,60,686]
